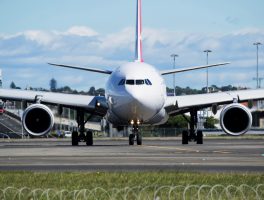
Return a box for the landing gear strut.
[129,125,142,145]
[182,109,203,145]
[71,110,93,146]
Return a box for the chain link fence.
[0,184,263,200]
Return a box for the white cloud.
[65,26,98,37]
[24,30,57,46]
[232,28,264,36]
[0,26,264,89]
[99,27,134,51]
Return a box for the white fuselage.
[105,61,168,126]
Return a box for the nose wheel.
[129,126,142,145]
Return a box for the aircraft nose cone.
[126,87,147,107]
[124,86,163,119]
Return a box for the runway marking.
[142,145,231,154]
[142,145,203,153]
[212,151,231,154]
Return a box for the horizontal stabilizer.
[160,62,230,75]
[48,63,112,75]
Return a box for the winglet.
[135,0,143,62]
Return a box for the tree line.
[167,85,248,95]
[10,78,105,96]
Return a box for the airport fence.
[0,184,263,200]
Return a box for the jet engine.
[22,104,54,137]
[220,103,252,136]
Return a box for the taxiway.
[0,138,263,172]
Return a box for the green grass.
[0,171,263,189]
[0,172,263,199]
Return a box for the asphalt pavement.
[0,138,263,172]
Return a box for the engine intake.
[220,103,252,136]
[22,104,54,137]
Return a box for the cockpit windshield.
[118,79,152,86]
[118,79,126,85]
[126,80,135,85]
[136,80,144,85]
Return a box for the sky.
[0,0,264,91]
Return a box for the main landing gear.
[129,125,142,145]
[72,110,93,146]
[182,109,203,145]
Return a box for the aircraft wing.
[0,89,108,116]
[48,63,113,74]
[164,89,264,115]
[160,62,230,75]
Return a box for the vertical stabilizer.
[135,0,143,62]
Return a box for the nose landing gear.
[129,125,142,145]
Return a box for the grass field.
[0,171,263,199]
[0,171,263,189]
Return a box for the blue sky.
[0,0,264,90]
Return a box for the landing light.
[96,102,101,107]
[137,120,140,125]
[130,120,134,125]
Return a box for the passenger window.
[118,79,125,85]
[136,80,144,85]
[126,80,135,85]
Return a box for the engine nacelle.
[220,103,252,136]
[22,104,54,137]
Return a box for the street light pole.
[204,50,212,93]
[253,42,262,88]
[171,54,178,96]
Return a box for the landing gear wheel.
[129,134,135,145]
[182,130,189,145]
[196,130,203,144]
[136,133,142,145]
[72,131,79,146]
[86,131,93,146]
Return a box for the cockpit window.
[119,79,152,86]
[126,80,135,85]
[145,79,152,85]
[118,79,125,85]
[136,80,144,85]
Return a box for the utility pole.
[253,42,262,88]
[203,50,212,93]
[203,50,212,128]
[253,42,262,110]
[170,54,178,96]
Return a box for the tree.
[163,115,189,128]
[204,116,219,129]
[50,78,57,92]
[10,81,16,89]
[96,88,105,96]
[88,86,96,95]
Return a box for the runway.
[0,138,263,172]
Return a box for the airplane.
[0,0,264,146]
